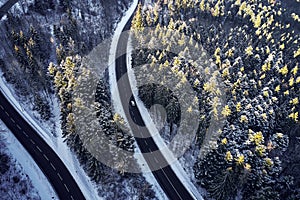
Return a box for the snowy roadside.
[0,72,100,199]
[0,119,57,200]
[0,0,99,198]
[126,35,203,200]
[0,0,5,7]
[124,3,204,197]
[108,0,168,199]
[127,36,168,200]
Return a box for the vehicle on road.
[130,100,136,107]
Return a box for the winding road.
[0,0,201,199]
[0,91,85,200]
[0,1,85,200]
[114,3,199,200]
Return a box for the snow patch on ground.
[0,0,6,7]
[6,0,34,17]
[108,0,169,199]
[124,22,204,200]
[0,120,57,200]
[0,71,100,200]
[133,144,168,200]
[127,37,203,200]
[148,113,207,196]
[2,0,156,199]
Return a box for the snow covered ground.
[0,119,57,200]
[108,0,169,199]
[0,71,100,199]
[0,0,5,7]
[0,0,34,18]
[2,0,160,199]
[1,0,202,198]
[0,1,100,197]
[126,35,203,200]
[108,0,203,199]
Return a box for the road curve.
[0,1,85,199]
[1,0,198,199]
[0,92,85,200]
[114,5,197,200]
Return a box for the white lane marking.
[70,196,74,200]
[144,140,148,145]
[140,129,144,137]
[57,173,63,181]
[149,148,152,153]
[43,154,49,161]
[50,163,56,171]
[10,118,15,123]
[30,139,35,145]
[36,146,42,152]
[0,105,3,110]
[64,184,70,192]
[16,124,21,130]
[23,131,29,137]
[154,157,159,163]
[161,168,183,200]
[5,111,9,116]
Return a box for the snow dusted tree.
[132,3,144,32]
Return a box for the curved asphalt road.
[0,1,85,199]
[1,0,199,199]
[115,5,197,200]
[0,92,85,200]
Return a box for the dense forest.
[131,0,300,199]
[1,0,300,199]
[46,1,156,199]
[1,0,157,199]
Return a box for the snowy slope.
[108,0,169,199]
[0,0,5,7]
[126,35,203,200]
[123,2,203,199]
[108,0,202,199]
[0,119,57,200]
[0,71,100,200]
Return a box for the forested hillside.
[0,0,131,119]
[131,0,300,199]
[1,0,300,199]
[1,0,157,199]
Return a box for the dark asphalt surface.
[0,0,18,18]
[115,7,196,200]
[0,92,86,200]
[1,0,197,199]
[0,1,85,199]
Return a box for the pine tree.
[132,3,144,32]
